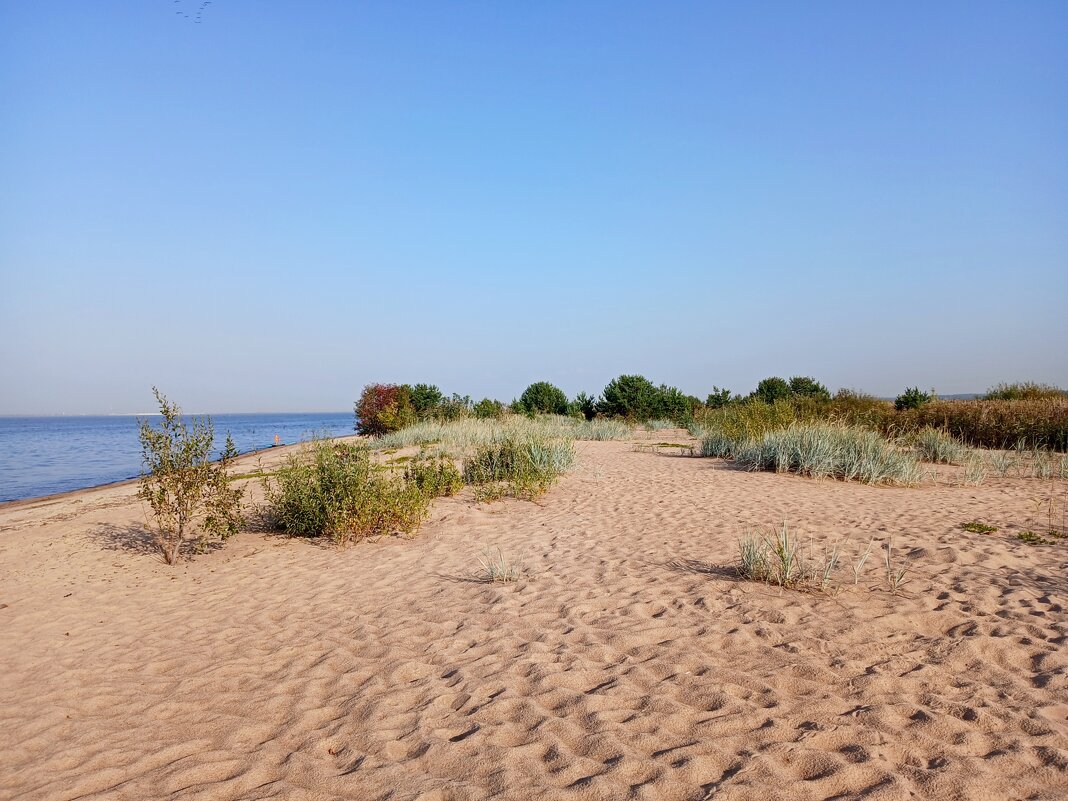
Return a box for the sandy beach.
[1,435,1066,800]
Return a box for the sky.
[1,1,1066,414]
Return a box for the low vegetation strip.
[702,422,923,486]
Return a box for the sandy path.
[1,440,1066,800]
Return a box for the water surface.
[0,413,353,503]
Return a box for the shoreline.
[0,434,362,511]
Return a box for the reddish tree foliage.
[355,384,415,436]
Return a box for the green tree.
[895,386,932,411]
[752,376,791,404]
[598,374,662,419]
[516,381,569,415]
[138,388,244,565]
[706,386,733,409]
[407,383,444,417]
[572,392,598,420]
[788,376,831,401]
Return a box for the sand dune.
[1,437,1066,800]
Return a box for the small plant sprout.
[820,541,842,592]
[852,537,875,585]
[1017,531,1054,546]
[477,546,522,583]
[769,521,804,588]
[884,537,911,593]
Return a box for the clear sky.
[1,1,1065,414]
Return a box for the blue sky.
[1,1,1065,414]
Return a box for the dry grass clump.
[476,546,522,582]
[265,441,431,544]
[736,524,912,594]
[725,423,923,485]
[912,427,968,464]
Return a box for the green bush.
[462,434,575,500]
[266,441,430,544]
[752,377,792,404]
[788,376,831,401]
[598,374,663,419]
[515,381,569,415]
[895,386,932,411]
[404,452,463,497]
[473,398,506,419]
[597,375,697,422]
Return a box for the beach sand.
[1,436,1066,800]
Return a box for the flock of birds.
[173,0,212,24]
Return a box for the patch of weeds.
[1017,531,1055,545]
[404,452,463,498]
[960,520,998,534]
[265,441,430,544]
[463,435,574,501]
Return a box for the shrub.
[266,441,429,544]
[355,384,417,436]
[895,386,932,411]
[404,452,463,498]
[912,427,968,464]
[137,388,245,564]
[516,381,569,415]
[473,398,506,419]
[463,434,575,500]
[984,382,1065,401]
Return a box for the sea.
[0,412,355,503]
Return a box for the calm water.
[0,413,354,503]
